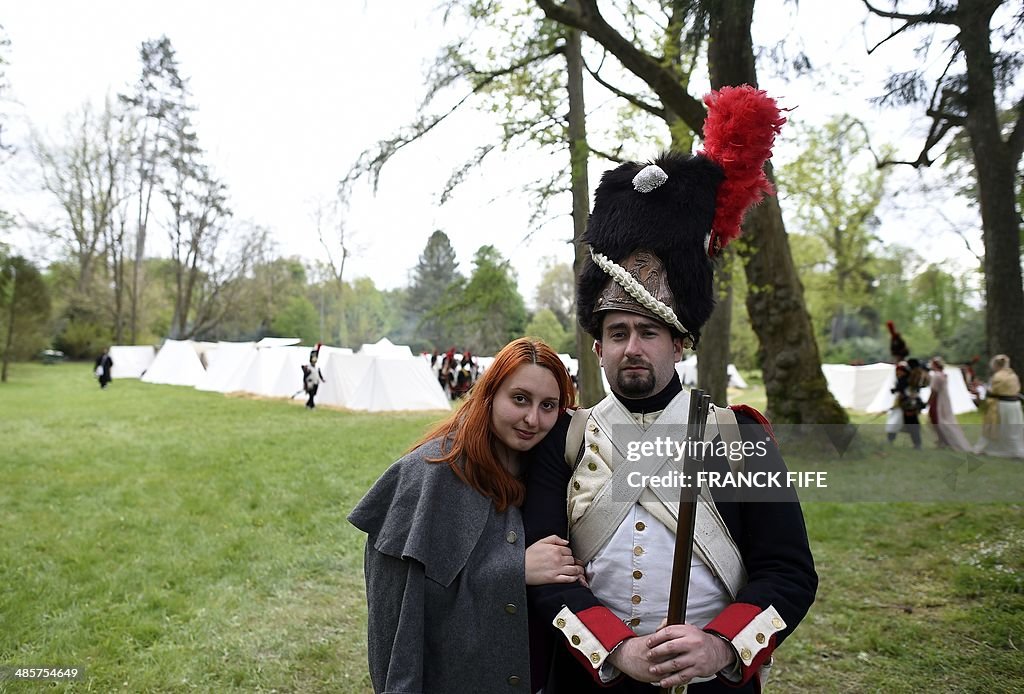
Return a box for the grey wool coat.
[348,439,531,694]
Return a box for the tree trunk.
[741,189,847,423]
[958,0,1024,371]
[2,266,17,383]
[708,0,846,424]
[698,247,733,406]
[566,23,603,407]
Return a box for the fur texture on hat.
[577,152,723,340]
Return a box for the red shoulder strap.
[729,404,776,444]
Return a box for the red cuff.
[563,606,634,684]
[577,606,635,651]
[705,603,775,687]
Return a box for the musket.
[662,390,712,692]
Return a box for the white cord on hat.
[590,248,689,336]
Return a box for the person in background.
[974,354,1024,459]
[301,343,326,409]
[349,337,582,693]
[926,356,972,452]
[887,361,925,449]
[94,347,113,389]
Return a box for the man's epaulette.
[729,404,776,444]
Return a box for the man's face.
[595,311,683,399]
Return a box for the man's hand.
[644,624,737,689]
[525,535,586,586]
[607,636,659,683]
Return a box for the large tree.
[407,230,463,350]
[440,245,528,353]
[119,36,190,343]
[777,115,890,345]
[1,256,51,382]
[534,0,847,424]
[862,0,1023,371]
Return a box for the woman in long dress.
[974,354,1024,459]
[926,356,972,452]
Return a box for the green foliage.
[53,319,111,360]
[340,277,401,348]
[270,295,319,344]
[1,257,52,376]
[435,245,526,354]
[525,307,574,354]
[406,230,462,350]
[778,115,889,345]
[533,257,574,329]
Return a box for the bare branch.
[583,57,665,118]
[588,144,628,164]
[340,45,563,196]
[535,0,707,133]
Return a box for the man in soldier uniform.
[302,344,326,409]
[523,87,817,693]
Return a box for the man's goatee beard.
[617,371,655,398]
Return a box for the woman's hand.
[525,535,587,586]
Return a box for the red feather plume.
[699,85,785,255]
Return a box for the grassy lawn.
[1,365,1021,692]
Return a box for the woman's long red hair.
[411,337,575,512]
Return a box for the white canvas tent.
[141,339,207,387]
[821,362,894,411]
[108,345,156,379]
[861,365,976,415]
[318,354,450,411]
[675,355,749,389]
[195,341,257,392]
[358,337,414,358]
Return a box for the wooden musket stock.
[665,391,712,626]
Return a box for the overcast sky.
[1,0,984,308]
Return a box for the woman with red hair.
[349,337,581,693]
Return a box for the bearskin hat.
[576,85,784,344]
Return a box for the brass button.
[628,617,641,627]
[587,462,597,471]
[633,570,643,580]
[740,648,752,662]
[507,675,520,686]
[571,635,581,645]
[505,603,518,615]
[635,521,646,531]
[590,652,601,663]
[755,632,766,644]
[589,443,599,453]
[631,594,642,605]
[506,531,517,544]
[556,618,566,628]
[771,617,784,629]
[633,546,644,556]
[589,424,599,434]
[573,481,580,490]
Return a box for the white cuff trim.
[552,606,611,672]
[732,604,786,666]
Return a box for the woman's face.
[490,363,561,454]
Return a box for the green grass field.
[1,363,1021,692]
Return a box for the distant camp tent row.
[108,339,976,416]
[113,337,450,412]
